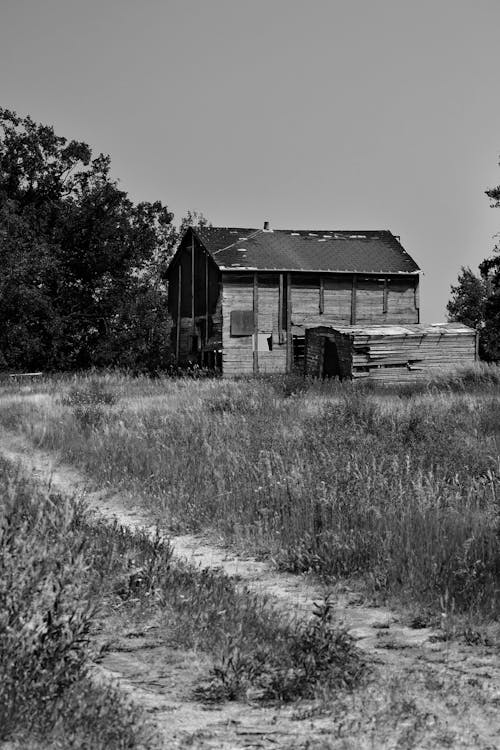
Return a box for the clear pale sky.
[1,0,499,321]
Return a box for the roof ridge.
[274,228,391,234]
[199,226,393,235]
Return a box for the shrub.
[197,596,362,703]
[62,377,118,407]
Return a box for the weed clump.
[203,596,362,703]
[63,377,118,407]
[62,377,117,432]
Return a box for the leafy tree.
[478,175,500,361]
[0,108,175,371]
[447,267,489,330]
[177,209,210,238]
[447,164,500,361]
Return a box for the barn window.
[230,309,254,336]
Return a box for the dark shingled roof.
[194,227,420,274]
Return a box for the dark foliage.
[0,108,181,372]
[447,165,500,361]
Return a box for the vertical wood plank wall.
[222,274,288,376]
[286,274,292,372]
[253,273,259,375]
[191,234,195,337]
[167,232,223,363]
[221,272,419,376]
[176,264,182,360]
[278,274,284,342]
[205,253,209,346]
[222,276,254,376]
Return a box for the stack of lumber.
[347,323,476,382]
[304,323,477,383]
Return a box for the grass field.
[0,445,363,748]
[1,366,499,629]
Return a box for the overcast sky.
[1,0,499,321]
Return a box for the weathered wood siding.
[220,271,420,376]
[290,274,418,332]
[167,230,222,362]
[291,276,321,328]
[222,275,254,376]
[221,273,287,376]
[323,278,352,323]
[385,279,419,324]
[356,278,385,323]
[257,277,287,373]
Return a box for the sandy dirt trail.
[1,428,500,749]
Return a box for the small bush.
[61,377,117,433]
[62,377,117,407]
[198,596,362,703]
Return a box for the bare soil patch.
[1,428,499,749]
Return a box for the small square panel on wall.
[230,310,254,336]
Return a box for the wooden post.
[319,276,324,315]
[350,275,357,325]
[383,279,388,314]
[253,273,259,374]
[286,273,292,372]
[205,252,209,345]
[278,273,283,344]
[176,264,182,361]
[191,234,195,335]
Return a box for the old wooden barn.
[166,224,421,376]
[304,323,477,383]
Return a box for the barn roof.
[194,226,420,274]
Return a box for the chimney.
[263,220,270,231]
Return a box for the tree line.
[0,108,208,373]
[447,172,500,361]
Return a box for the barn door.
[323,338,341,378]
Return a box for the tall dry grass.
[0,456,161,748]
[1,366,499,618]
[0,452,363,739]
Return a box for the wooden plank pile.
[305,323,477,383]
[349,324,476,381]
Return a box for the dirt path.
[1,428,500,749]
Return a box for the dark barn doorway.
[323,338,341,378]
